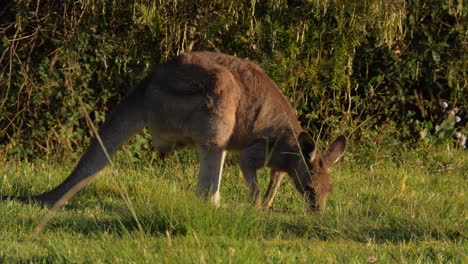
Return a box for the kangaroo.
[1,51,346,211]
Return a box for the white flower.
[460,135,466,147]
[455,132,462,138]
[455,116,461,123]
[452,107,459,114]
[440,101,448,108]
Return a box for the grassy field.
[0,145,466,263]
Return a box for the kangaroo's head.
[292,133,347,212]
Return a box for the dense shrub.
[0,0,466,159]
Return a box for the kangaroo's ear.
[298,132,317,160]
[323,135,347,165]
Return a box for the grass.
[0,145,466,263]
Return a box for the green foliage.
[0,0,466,158]
[352,0,467,141]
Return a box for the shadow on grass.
[262,212,463,244]
[13,192,260,239]
[8,185,462,245]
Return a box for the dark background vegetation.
[0,0,466,159]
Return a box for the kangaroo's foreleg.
[240,160,261,207]
[240,145,267,207]
[196,146,226,206]
[263,169,285,208]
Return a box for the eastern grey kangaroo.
[1,52,346,211]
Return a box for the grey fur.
[1,52,347,211]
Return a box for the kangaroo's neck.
[265,130,303,171]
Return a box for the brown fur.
[1,51,347,211]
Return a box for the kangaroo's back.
[147,51,302,150]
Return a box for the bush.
[0,0,466,159]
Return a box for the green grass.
[0,146,466,263]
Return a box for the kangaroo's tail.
[1,77,149,206]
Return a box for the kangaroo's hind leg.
[196,145,227,206]
[150,133,182,160]
[263,169,285,208]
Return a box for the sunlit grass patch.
[0,146,466,262]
